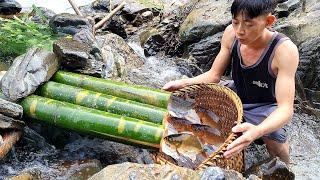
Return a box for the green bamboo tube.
[51,71,170,108]
[20,95,164,148]
[37,81,166,124]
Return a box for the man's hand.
[162,79,188,92]
[223,122,262,158]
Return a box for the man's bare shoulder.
[274,39,299,69]
[221,25,236,49]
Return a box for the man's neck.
[245,29,274,49]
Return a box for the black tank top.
[231,32,289,104]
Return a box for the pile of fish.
[160,94,226,169]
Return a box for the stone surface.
[0,98,23,119]
[53,38,103,76]
[297,36,320,91]
[274,10,320,45]
[179,0,231,42]
[97,33,144,80]
[0,0,21,15]
[0,114,24,130]
[49,13,94,36]
[275,0,300,17]
[187,32,222,74]
[89,162,200,180]
[0,48,59,101]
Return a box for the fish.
[190,124,225,145]
[167,116,193,132]
[196,108,221,130]
[168,95,195,117]
[163,133,203,162]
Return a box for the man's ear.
[266,14,276,27]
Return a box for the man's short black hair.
[231,0,277,19]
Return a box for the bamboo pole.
[37,81,166,124]
[52,71,171,109]
[20,95,164,148]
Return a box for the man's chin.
[239,39,247,44]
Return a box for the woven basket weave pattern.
[169,83,244,172]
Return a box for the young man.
[162,0,299,165]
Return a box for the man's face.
[232,12,269,45]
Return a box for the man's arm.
[257,40,299,133]
[224,40,299,158]
[162,25,235,91]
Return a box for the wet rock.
[296,36,320,91]
[222,169,244,180]
[0,114,24,130]
[275,0,300,18]
[30,7,56,24]
[187,32,223,74]
[49,13,94,36]
[53,38,103,76]
[6,172,33,180]
[58,159,102,180]
[89,162,199,180]
[142,29,165,56]
[0,48,59,102]
[260,158,295,180]
[304,89,320,109]
[247,174,261,180]
[114,0,151,15]
[23,126,56,153]
[199,166,225,180]
[0,0,21,15]
[91,0,111,12]
[96,14,127,39]
[179,0,231,43]
[97,33,144,80]
[0,99,23,119]
[143,0,199,56]
[73,29,98,47]
[274,10,320,45]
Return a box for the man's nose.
[237,24,245,36]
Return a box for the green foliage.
[138,0,165,11]
[0,6,57,57]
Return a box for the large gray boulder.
[0,48,59,102]
[97,33,145,80]
[49,13,94,36]
[0,0,21,15]
[187,32,223,75]
[179,0,231,43]
[275,10,320,45]
[88,162,244,180]
[297,36,320,91]
[53,38,103,76]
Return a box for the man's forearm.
[184,70,221,85]
[256,106,293,137]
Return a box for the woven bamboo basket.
[156,83,244,172]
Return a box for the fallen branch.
[93,1,126,34]
[68,0,84,17]
[0,131,22,159]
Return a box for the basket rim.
[169,83,244,170]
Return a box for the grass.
[138,0,165,11]
[0,6,57,58]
